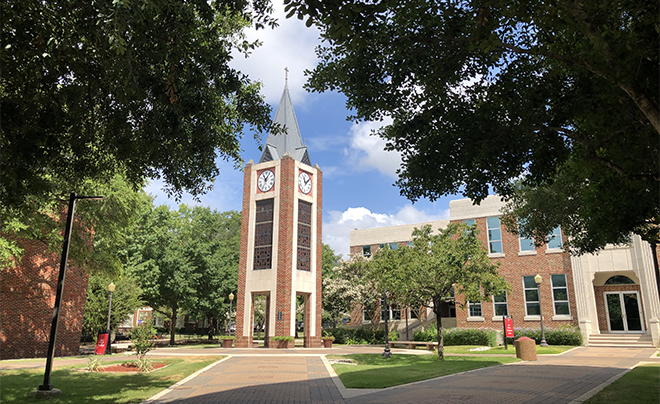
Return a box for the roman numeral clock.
[234,78,323,348]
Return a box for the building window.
[406,241,413,247]
[297,200,312,271]
[551,274,570,315]
[546,226,562,249]
[468,302,482,317]
[523,276,540,315]
[604,275,635,285]
[518,219,535,252]
[362,245,371,257]
[388,243,399,250]
[493,292,508,316]
[463,218,476,226]
[253,199,274,270]
[487,217,503,254]
[379,244,385,249]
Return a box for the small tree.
[372,223,509,360]
[129,320,156,371]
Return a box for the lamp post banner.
[95,333,109,355]
[504,317,514,338]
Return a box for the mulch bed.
[98,362,168,372]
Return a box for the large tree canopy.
[285,0,659,252]
[2,0,275,214]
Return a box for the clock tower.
[234,78,323,348]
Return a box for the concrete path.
[2,345,658,404]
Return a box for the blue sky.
[145,3,458,257]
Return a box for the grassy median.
[585,364,660,404]
[0,356,222,404]
[329,354,518,389]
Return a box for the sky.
[145,2,458,258]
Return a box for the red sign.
[504,318,514,338]
[95,333,109,355]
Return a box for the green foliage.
[271,335,294,342]
[285,0,659,253]
[324,327,389,344]
[414,326,498,347]
[135,357,154,372]
[82,273,144,339]
[370,223,509,359]
[129,321,156,359]
[322,244,342,278]
[126,205,241,344]
[2,0,276,217]
[86,356,104,372]
[218,335,235,340]
[514,326,583,346]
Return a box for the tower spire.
[284,67,289,89]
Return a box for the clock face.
[257,169,275,192]
[298,171,312,194]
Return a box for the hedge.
[414,325,498,347]
[512,325,582,346]
[323,327,399,345]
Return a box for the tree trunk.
[208,315,217,340]
[169,306,178,346]
[433,300,444,360]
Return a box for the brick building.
[0,238,89,359]
[349,195,660,346]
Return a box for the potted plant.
[322,332,335,348]
[219,336,235,348]
[272,335,294,349]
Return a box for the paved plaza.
[2,345,658,403]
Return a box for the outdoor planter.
[222,339,234,348]
[322,338,333,348]
[272,337,294,348]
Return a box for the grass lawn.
[585,364,660,404]
[329,354,519,389]
[441,345,575,355]
[0,356,222,404]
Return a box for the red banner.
[504,318,514,338]
[95,333,109,355]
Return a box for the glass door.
[605,292,644,333]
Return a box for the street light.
[382,288,392,358]
[534,274,549,348]
[105,282,116,355]
[229,292,235,335]
[32,193,104,399]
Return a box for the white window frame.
[546,226,563,251]
[492,292,508,320]
[523,276,541,320]
[467,301,484,321]
[517,219,535,254]
[551,274,572,320]
[487,216,504,256]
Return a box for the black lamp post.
[382,288,392,358]
[228,292,235,334]
[105,282,116,355]
[534,274,549,348]
[32,193,104,399]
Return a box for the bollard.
[514,336,537,361]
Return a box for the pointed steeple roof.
[259,75,310,166]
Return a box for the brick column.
[275,155,295,338]
[235,162,253,348]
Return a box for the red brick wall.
[1,239,89,359]
[312,167,323,347]
[594,284,644,332]
[275,156,295,337]
[453,217,577,330]
[235,162,253,348]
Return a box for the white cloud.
[342,118,402,179]
[323,205,448,259]
[230,3,321,105]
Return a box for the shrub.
[86,356,103,372]
[413,325,498,347]
[514,325,582,346]
[130,321,156,361]
[135,356,153,372]
[271,335,294,342]
[388,331,399,342]
[218,335,235,340]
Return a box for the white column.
[570,254,597,344]
[632,236,660,346]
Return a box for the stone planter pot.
[275,340,291,349]
[322,339,333,348]
[222,339,234,348]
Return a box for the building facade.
[349,195,660,346]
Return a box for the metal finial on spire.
[284,67,289,88]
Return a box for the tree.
[285,0,659,252]
[322,263,363,327]
[2,0,276,216]
[371,223,508,359]
[1,174,153,275]
[126,205,241,344]
[322,244,342,278]
[82,273,144,341]
[320,243,344,326]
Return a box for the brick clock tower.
[234,79,323,348]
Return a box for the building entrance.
[604,291,644,333]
